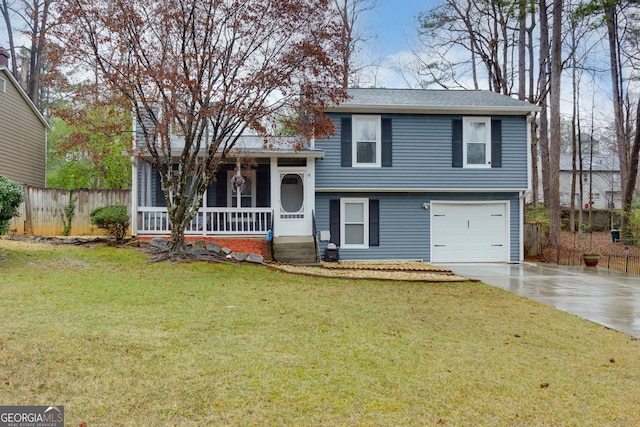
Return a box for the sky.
[359,0,434,88]
[0,0,435,89]
[366,0,429,58]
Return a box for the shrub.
[90,205,129,241]
[0,176,24,235]
[525,206,550,234]
[627,209,640,240]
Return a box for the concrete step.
[273,236,318,264]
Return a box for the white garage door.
[431,202,509,263]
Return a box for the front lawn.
[1,239,639,426]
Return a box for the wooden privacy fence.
[8,186,131,237]
[524,223,541,257]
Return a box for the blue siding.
[316,192,521,262]
[316,113,528,190]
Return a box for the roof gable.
[559,154,620,171]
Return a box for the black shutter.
[341,118,352,167]
[381,118,392,167]
[329,199,340,245]
[491,119,502,168]
[369,199,380,246]
[452,119,463,168]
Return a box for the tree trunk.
[527,3,538,207]
[518,0,526,101]
[538,0,551,208]
[605,4,629,199]
[547,0,562,247]
[621,98,640,237]
[1,0,18,76]
[569,22,578,233]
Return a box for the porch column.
[270,157,279,236]
[131,159,138,237]
[306,155,316,233]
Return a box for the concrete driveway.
[441,263,640,338]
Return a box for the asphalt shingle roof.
[327,88,540,115]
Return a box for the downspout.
[519,192,525,262]
[527,112,534,196]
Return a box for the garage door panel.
[431,203,508,263]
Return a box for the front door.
[277,170,307,236]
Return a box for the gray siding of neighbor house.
[315,113,528,190]
[0,70,46,187]
[316,192,521,262]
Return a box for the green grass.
[2,240,640,426]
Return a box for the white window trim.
[0,77,5,93]
[340,198,369,248]
[227,171,256,208]
[352,115,381,168]
[463,116,491,168]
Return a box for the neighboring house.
[559,154,621,209]
[132,88,539,263]
[0,47,49,187]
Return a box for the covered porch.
[131,143,322,239]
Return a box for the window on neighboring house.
[352,115,381,167]
[227,171,256,207]
[340,198,369,247]
[463,117,491,167]
[0,77,5,93]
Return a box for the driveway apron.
[441,263,640,338]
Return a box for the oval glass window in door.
[280,173,304,213]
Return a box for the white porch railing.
[137,207,273,236]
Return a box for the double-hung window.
[463,117,491,167]
[353,115,381,167]
[341,198,369,248]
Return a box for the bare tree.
[577,0,640,238]
[415,0,523,93]
[23,0,52,109]
[52,0,347,253]
[331,0,376,88]
[547,0,563,247]
[1,0,55,109]
[1,0,18,76]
